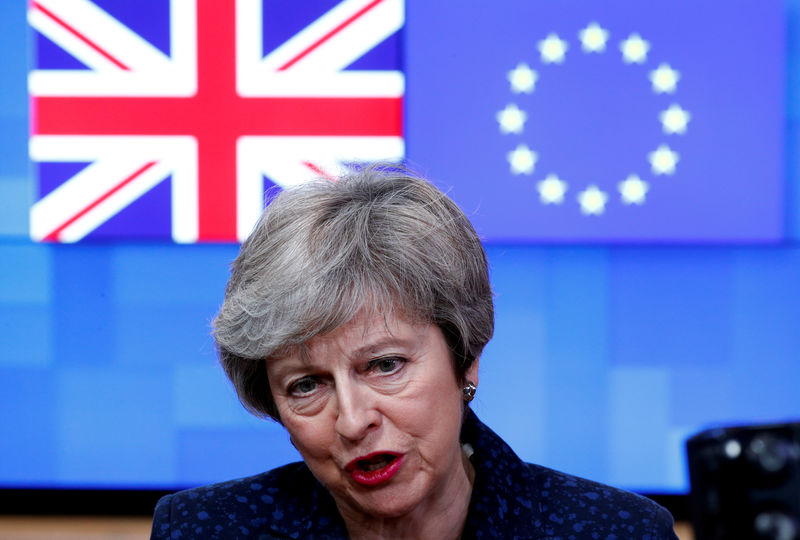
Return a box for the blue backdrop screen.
[1,0,799,496]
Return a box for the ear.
[466,357,479,387]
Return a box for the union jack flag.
[29,0,405,243]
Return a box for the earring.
[462,381,477,402]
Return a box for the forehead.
[304,309,426,354]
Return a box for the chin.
[358,497,419,519]
[346,485,425,520]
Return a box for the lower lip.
[348,456,404,486]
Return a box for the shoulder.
[150,462,336,539]
[462,411,677,539]
[524,463,677,539]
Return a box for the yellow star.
[650,63,680,93]
[660,104,691,134]
[537,174,568,204]
[538,33,568,64]
[620,33,650,64]
[507,144,538,175]
[577,185,608,215]
[648,145,679,175]
[618,175,649,204]
[496,103,528,134]
[579,22,609,53]
[507,63,538,94]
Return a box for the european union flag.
[405,0,784,243]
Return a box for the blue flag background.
[406,0,785,243]
[3,0,800,497]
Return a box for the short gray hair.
[213,164,494,421]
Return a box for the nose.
[334,379,381,442]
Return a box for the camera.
[687,422,800,540]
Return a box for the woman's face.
[266,310,478,522]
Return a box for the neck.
[340,449,475,540]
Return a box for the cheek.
[395,382,462,439]
[283,416,335,460]
[412,367,462,411]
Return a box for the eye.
[368,356,405,374]
[289,376,320,396]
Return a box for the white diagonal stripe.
[30,135,197,242]
[30,0,195,96]
[236,136,404,241]
[30,157,154,241]
[260,0,401,72]
[28,8,119,72]
[56,160,174,242]
[35,0,172,71]
[279,0,403,72]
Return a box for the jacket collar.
[461,408,543,538]
[258,462,345,538]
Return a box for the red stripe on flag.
[43,161,157,242]
[194,0,238,241]
[32,1,130,71]
[302,161,336,180]
[278,0,386,71]
[34,97,403,136]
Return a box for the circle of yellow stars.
[496,22,690,216]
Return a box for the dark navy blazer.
[152,410,678,539]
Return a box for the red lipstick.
[345,451,404,486]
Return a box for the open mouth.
[357,453,398,472]
[346,452,404,486]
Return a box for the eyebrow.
[269,332,421,381]
[351,334,418,357]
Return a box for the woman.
[151,165,678,539]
